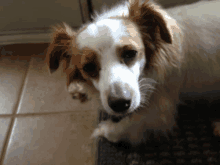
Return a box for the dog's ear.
[129,0,182,81]
[46,23,77,73]
[46,23,93,103]
[129,0,172,44]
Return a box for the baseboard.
[0,28,52,45]
[0,26,77,45]
[0,33,51,45]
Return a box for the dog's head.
[46,0,181,116]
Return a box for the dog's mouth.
[108,107,141,123]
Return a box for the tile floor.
[0,44,101,165]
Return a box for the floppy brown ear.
[46,23,76,73]
[129,0,172,45]
[129,0,182,81]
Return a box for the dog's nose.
[108,83,132,113]
[108,97,131,113]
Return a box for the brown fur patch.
[116,44,137,66]
[128,0,182,81]
[46,23,101,103]
[46,23,77,73]
[78,47,100,80]
[119,19,144,48]
[65,47,100,86]
[116,19,146,67]
[129,0,172,44]
[65,65,83,87]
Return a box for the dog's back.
[165,1,220,102]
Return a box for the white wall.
[0,0,207,45]
[0,0,85,45]
[0,0,83,31]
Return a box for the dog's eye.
[83,63,98,77]
[122,50,137,64]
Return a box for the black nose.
[108,97,131,113]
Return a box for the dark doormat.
[97,102,220,165]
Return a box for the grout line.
[0,57,31,165]
[0,118,15,165]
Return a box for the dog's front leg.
[91,96,177,145]
[91,116,131,143]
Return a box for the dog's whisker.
[140,89,155,93]
[139,85,155,89]
[138,78,157,84]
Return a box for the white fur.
[77,19,128,50]
[77,8,146,115]
[93,1,129,21]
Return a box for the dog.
[46,0,220,145]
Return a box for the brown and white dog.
[46,0,220,145]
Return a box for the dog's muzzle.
[107,83,132,113]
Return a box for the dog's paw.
[91,120,122,143]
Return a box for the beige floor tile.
[3,111,98,165]
[0,55,31,114]
[0,118,11,158]
[17,56,102,114]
